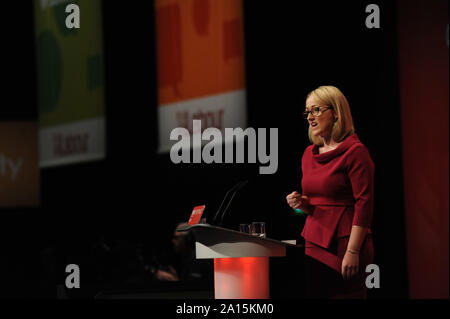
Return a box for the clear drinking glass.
[251,222,266,238]
[239,224,252,234]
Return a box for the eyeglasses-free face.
[303,105,333,119]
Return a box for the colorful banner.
[155,0,247,152]
[0,122,40,207]
[34,0,106,167]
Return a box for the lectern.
[179,224,297,299]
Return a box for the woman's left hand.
[341,251,359,280]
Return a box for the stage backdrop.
[398,0,449,298]
[34,0,106,167]
[155,0,247,152]
[0,122,39,207]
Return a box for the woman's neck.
[321,133,339,148]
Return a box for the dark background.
[0,0,409,298]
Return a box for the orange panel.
[0,122,39,207]
[155,0,245,105]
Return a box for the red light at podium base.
[214,257,269,299]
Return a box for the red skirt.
[305,233,374,299]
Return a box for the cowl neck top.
[300,132,375,267]
[312,133,362,164]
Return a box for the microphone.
[217,179,249,227]
[212,180,248,226]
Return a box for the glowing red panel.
[214,257,269,299]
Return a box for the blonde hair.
[306,86,355,146]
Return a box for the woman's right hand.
[286,191,311,214]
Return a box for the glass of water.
[251,222,266,238]
[239,223,252,234]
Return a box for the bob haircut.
[306,86,355,146]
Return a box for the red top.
[300,133,375,249]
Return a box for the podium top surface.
[178,223,298,248]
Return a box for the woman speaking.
[286,86,375,299]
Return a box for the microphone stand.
[217,180,249,227]
[211,180,247,226]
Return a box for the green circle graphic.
[36,30,62,113]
